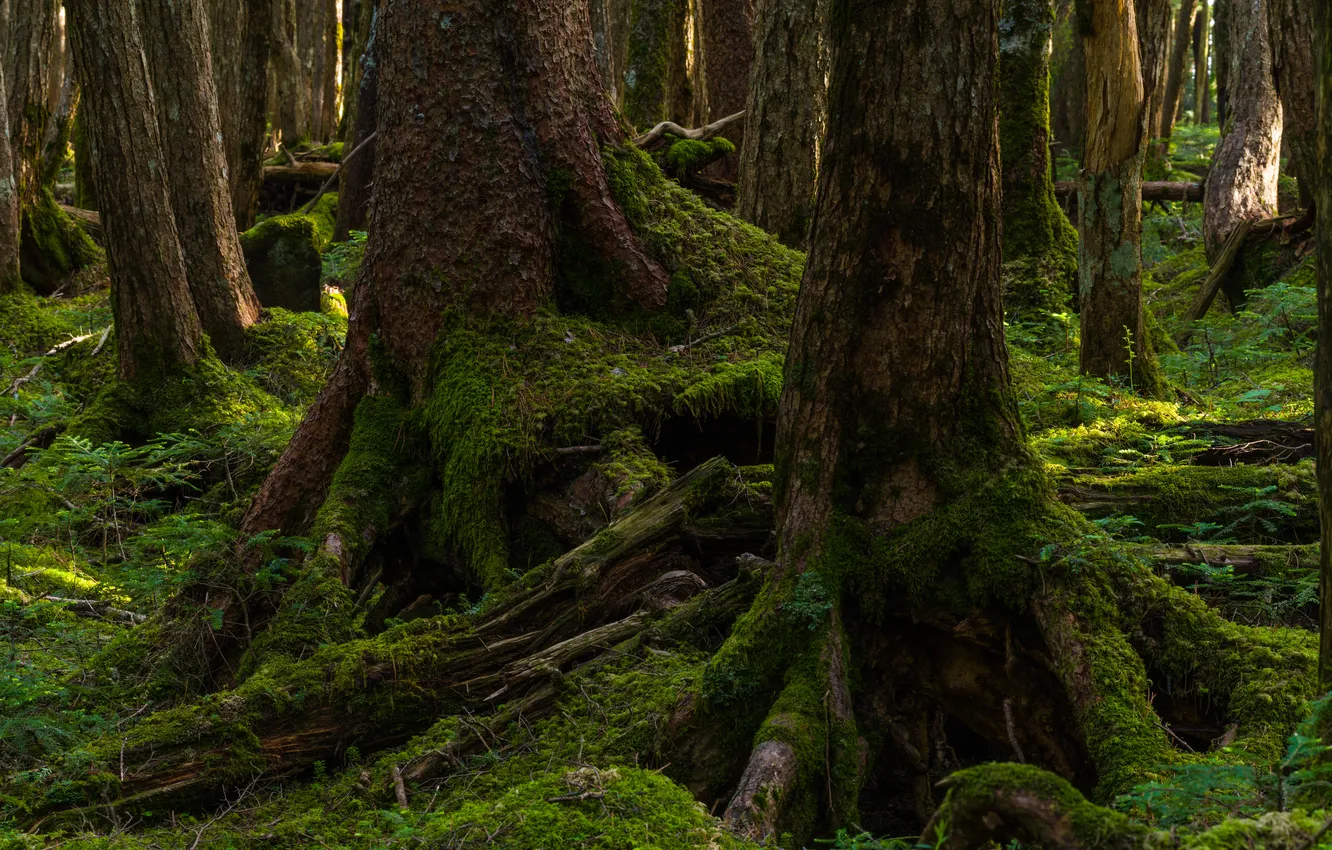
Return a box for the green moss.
[663,137,736,178]
[624,0,683,130]
[238,214,323,313]
[307,192,339,248]
[17,189,101,293]
[241,307,347,407]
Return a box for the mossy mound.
[239,214,323,312]
[17,190,101,294]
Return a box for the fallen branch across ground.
[632,111,745,150]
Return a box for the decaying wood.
[1053,180,1203,202]
[57,203,101,243]
[632,110,745,150]
[1184,419,1315,465]
[261,162,338,184]
[45,596,147,625]
[1129,543,1317,575]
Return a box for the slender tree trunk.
[209,0,274,230]
[1194,0,1210,123]
[734,0,828,248]
[141,0,261,361]
[1136,0,1171,160]
[67,0,202,380]
[1268,0,1315,208]
[333,4,377,242]
[37,69,74,188]
[1160,0,1198,141]
[0,59,20,293]
[71,108,95,210]
[699,0,754,179]
[43,9,62,122]
[320,0,338,141]
[1314,0,1332,689]
[999,0,1078,276]
[590,0,633,106]
[624,0,689,130]
[1078,0,1162,393]
[1203,0,1281,257]
[1214,0,1229,125]
[275,0,305,146]
[665,0,693,123]
[1050,6,1086,157]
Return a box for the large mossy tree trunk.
[1314,0,1332,688]
[67,0,202,380]
[998,0,1078,286]
[207,0,274,231]
[5,0,97,293]
[218,0,671,675]
[1268,0,1315,208]
[1203,0,1281,257]
[1159,0,1198,144]
[0,59,20,292]
[1077,0,1163,394]
[141,0,261,361]
[698,0,754,179]
[734,0,829,249]
[623,0,689,130]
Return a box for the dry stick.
[4,330,102,396]
[632,111,745,150]
[1174,219,1255,346]
[298,130,379,216]
[391,764,410,809]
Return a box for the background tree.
[1268,0,1315,207]
[207,0,274,230]
[591,0,633,106]
[1136,0,1172,161]
[1078,0,1162,392]
[623,0,690,130]
[67,0,202,380]
[734,0,828,248]
[999,0,1078,284]
[1159,0,1198,145]
[1194,0,1210,123]
[1051,6,1087,157]
[335,3,377,241]
[140,0,260,361]
[699,0,754,178]
[1315,0,1332,687]
[274,0,306,147]
[0,59,20,293]
[1203,0,1281,257]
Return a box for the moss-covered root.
[922,764,1151,850]
[722,613,861,845]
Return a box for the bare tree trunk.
[1203,0,1281,257]
[665,0,693,123]
[1268,0,1315,207]
[67,0,202,380]
[141,0,261,361]
[1136,0,1171,160]
[734,0,828,248]
[37,69,74,187]
[209,0,275,230]
[0,59,20,293]
[590,0,633,106]
[71,108,95,210]
[698,0,753,179]
[333,4,376,241]
[1314,0,1332,689]
[1160,0,1198,141]
[1079,0,1163,393]
[1214,0,1229,124]
[1194,0,1210,123]
[1050,6,1086,157]
[320,0,338,141]
[275,0,305,146]
[624,0,689,130]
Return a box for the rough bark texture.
[1078,0,1162,393]
[1160,0,1198,140]
[1268,0,1315,207]
[665,0,694,123]
[38,70,75,187]
[334,6,376,242]
[208,0,274,230]
[999,0,1078,269]
[141,0,260,361]
[623,0,689,130]
[67,0,202,380]
[1314,0,1332,688]
[734,0,828,248]
[590,0,633,105]
[274,0,305,145]
[0,59,20,293]
[3,0,58,204]
[1135,0,1171,159]
[699,0,754,179]
[1194,0,1210,123]
[1203,0,1281,257]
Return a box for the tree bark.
[1313,0,1332,689]
[274,0,305,146]
[67,0,202,380]
[1078,0,1163,393]
[209,0,274,230]
[1194,0,1210,123]
[141,0,261,361]
[623,0,689,131]
[999,0,1078,272]
[1213,0,1229,124]
[1136,0,1171,161]
[1267,0,1315,207]
[334,5,376,242]
[1160,0,1198,142]
[590,0,633,106]
[734,0,828,248]
[1051,5,1086,156]
[1203,0,1281,258]
[0,58,20,293]
[698,0,754,179]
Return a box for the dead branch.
[45,597,147,625]
[298,131,379,216]
[1054,180,1203,202]
[632,111,745,150]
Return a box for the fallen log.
[1054,180,1203,203]
[1183,419,1314,465]
[57,203,102,245]
[1127,543,1318,576]
[44,596,147,625]
[261,162,338,184]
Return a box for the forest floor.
[0,125,1326,848]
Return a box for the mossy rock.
[239,214,322,312]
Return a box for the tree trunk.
[698,0,754,179]
[1050,5,1086,157]
[209,0,274,231]
[140,0,261,362]
[1194,0,1210,123]
[1314,0,1332,688]
[665,0,693,123]
[1078,0,1163,393]
[1136,0,1171,161]
[1268,0,1315,208]
[1213,0,1229,124]
[734,0,828,249]
[1203,0,1281,258]
[0,58,20,293]
[71,108,96,210]
[274,0,305,146]
[1160,0,1198,142]
[590,0,633,106]
[999,0,1078,275]
[623,0,689,131]
[67,0,202,380]
[333,4,377,241]
[38,70,75,187]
